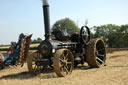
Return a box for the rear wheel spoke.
[64,65,69,73]
[97,53,105,57]
[33,57,38,61]
[59,59,65,63]
[32,62,35,65]
[96,60,101,65]
[96,57,103,63]
[60,66,64,72]
[65,53,69,60]
[67,62,72,65]
[34,65,37,70]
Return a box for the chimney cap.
[42,0,49,6]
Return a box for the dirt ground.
[0,50,128,85]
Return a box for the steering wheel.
[80,26,91,45]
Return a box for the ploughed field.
[0,49,128,85]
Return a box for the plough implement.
[0,33,32,69]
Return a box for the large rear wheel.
[53,49,74,77]
[86,38,106,68]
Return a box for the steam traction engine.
[27,0,106,77]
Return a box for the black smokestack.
[42,0,50,40]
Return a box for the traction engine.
[27,0,106,77]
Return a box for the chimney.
[42,0,50,40]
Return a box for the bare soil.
[0,50,128,85]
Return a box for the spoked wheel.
[53,49,74,77]
[27,52,47,75]
[86,38,106,68]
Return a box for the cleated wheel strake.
[86,38,106,68]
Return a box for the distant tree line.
[93,24,128,48]
[31,38,42,44]
[31,18,128,48]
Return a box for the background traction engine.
[27,0,106,77]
